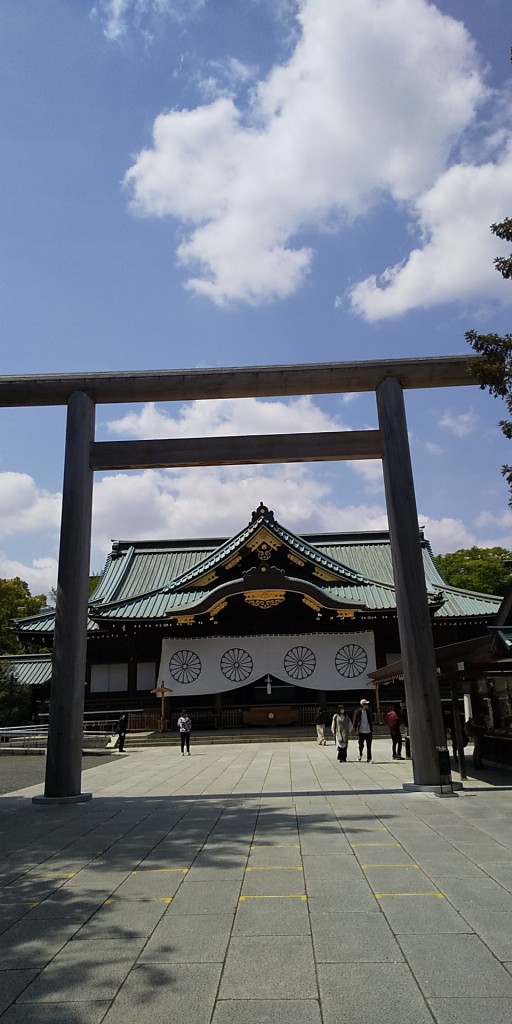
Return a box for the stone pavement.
[1,737,512,1024]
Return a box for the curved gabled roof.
[12,507,502,634]
[164,503,371,592]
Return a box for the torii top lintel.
[0,355,476,408]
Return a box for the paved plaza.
[1,738,512,1023]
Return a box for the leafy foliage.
[0,577,46,654]
[466,216,512,501]
[435,546,512,597]
[0,666,34,726]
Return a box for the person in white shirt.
[177,710,192,755]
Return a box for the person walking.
[385,703,404,760]
[468,707,487,770]
[177,709,192,755]
[353,698,373,763]
[115,713,128,752]
[314,707,327,745]
[331,704,351,762]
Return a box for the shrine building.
[9,502,501,729]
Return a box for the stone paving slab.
[16,960,133,1003]
[212,1000,322,1023]
[398,933,512,997]
[0,1003,111,1024]
[306,877,379,913]
[71,898,169,939]
[433,875,512,910]
[0,970,38,1015]
[312,909,405,963]
[168,877,241,914]
[318,962,434,1024]
[1,739,512,1023]
[113,868,187,898]
[0,920,81,968]
[452,909,512,960]
[233,895,310,935]
[427,998,512,1024]
[219,935,318,999]
[102,962,222,1024]
[138,912,233,963]
[377,892,472,933]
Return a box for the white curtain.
[158,632,375,697]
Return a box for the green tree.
[435,546,512,596]
[0,666,33,726]
[47,573,101,608]
[466,216,512,501]
[0,577,46,654]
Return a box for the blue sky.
[1,0,512,595]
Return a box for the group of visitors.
[314,700,406,764]
[112,709,193,754]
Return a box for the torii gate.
[0,356,477,798]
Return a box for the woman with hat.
[331,705,351,762]
[352,698,373,763]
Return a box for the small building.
[8,503,501,730]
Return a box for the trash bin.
[436,745,452,793]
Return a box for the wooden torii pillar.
[377,376,446,785]
[35,392,95,802]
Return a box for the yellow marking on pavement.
[130,868,188,874]
[345,826,388,831]
[250,844,301,849]
[239,894,307,901]
[6,901,40,907]
[104,897,173,904]
[245,866,303,871]
[375,892,444,899]
[351,843,401,848]
[362,864,419,869]
[31,872,77,879]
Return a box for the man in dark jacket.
[353,698,373,763]
[116,713,128,752]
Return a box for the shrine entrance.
[0,355,476,795]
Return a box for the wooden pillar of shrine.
[39,392,95,801]
[376,375,446,786]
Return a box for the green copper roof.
[0,654,52,686]
[164,505,370,592]
[13,509,502,634]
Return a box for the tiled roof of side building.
[0,654,52,686]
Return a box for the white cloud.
[0,473,61,539]
[350,141,512,320]
[124,0,484,305]
[475,508,512,532]
[0,553,58,599]
[349,460,384,492]
[92,0,206,41]
[425,442,443,456]
[438,409,479,438]
[104,395,347,438]
[418,515,475,555]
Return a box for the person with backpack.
[177,709,192,755]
